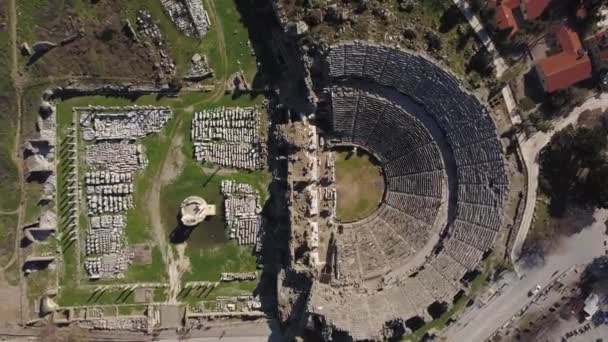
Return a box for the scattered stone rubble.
[221,180,262,246]
[220,272,257,282]
[85,171,134,216]
[84,252,134,280]
[160,0,211,38]
[185,53,214,81]
[191,107,267,170]
[80,106,171,279]
[136,10,176,79]
[278,119,335,270]
[78,106,172,141]
[77,316,150,331]
[85,142,147,173]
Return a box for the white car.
[528,285,542,297]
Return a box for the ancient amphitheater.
[306,41,510,339]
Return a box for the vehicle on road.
[528,285,541,297]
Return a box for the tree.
[425,31,442,52]
[439,5,464,33]
[468,49,494,77]
[539,126,608,215]
[469,0,485,14]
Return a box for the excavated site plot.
[281,41,511,341]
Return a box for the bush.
[529,112,553,132]
[519,97,536,112]
[403,28,417,40]
[468,49,494,77]
[425,31,442,52]
[439,5,464,33]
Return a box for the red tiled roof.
[537,52,592,92]
[502,0,520,8]
[496,5,519,31]
[523,0,551,19]
[556,25,582,52]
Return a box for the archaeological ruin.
[191,106,267,170]
[180,196,217,226]
[160,0,211,38]
[221,180,262,246]
[78,106,173,279]
[275,41,511,340]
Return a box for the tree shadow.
[439,5,465,33]
[523,68,546,104]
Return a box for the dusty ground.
[0,272,21,328]
[334,151,384,222]
[146,132,189,302]
[132,244,153,265]
[134,288,152,303]
[22,0,157,82]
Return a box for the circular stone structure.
[304,41,511,340]
[179,196,216,226]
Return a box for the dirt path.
[151,133,188,302]
[6,0,29,324]
[140,0,231,303]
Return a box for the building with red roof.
[535,24,592,93]
[557,25,583,52]
[493,0,551,35]
[521,0,552,20]
[495,0,521,34]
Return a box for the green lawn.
[0,25,20,213]
[334,151,384,222]
[0,214,18,265]
[28,0,268,307]
[161,160,268,283]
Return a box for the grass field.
[0,12,20,213]
[20,0,267,308]
[49,85,266,304]
[0,213,18,265]
[334,151,384,222]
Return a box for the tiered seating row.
[322,41,513,336]
[383,143,444,177]
[388,171,443,198]
[377,205,430,251]
[330,88,359,139]
[385,192,441,226]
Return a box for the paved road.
[156,319,277,342]
[444,209,608,342]
[452,0,508,77]
[511,93,608,263]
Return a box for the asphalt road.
[444,209,608,342]
[511,92,608,264]
[156,319,278,342]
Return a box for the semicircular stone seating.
[310,41,510,337]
